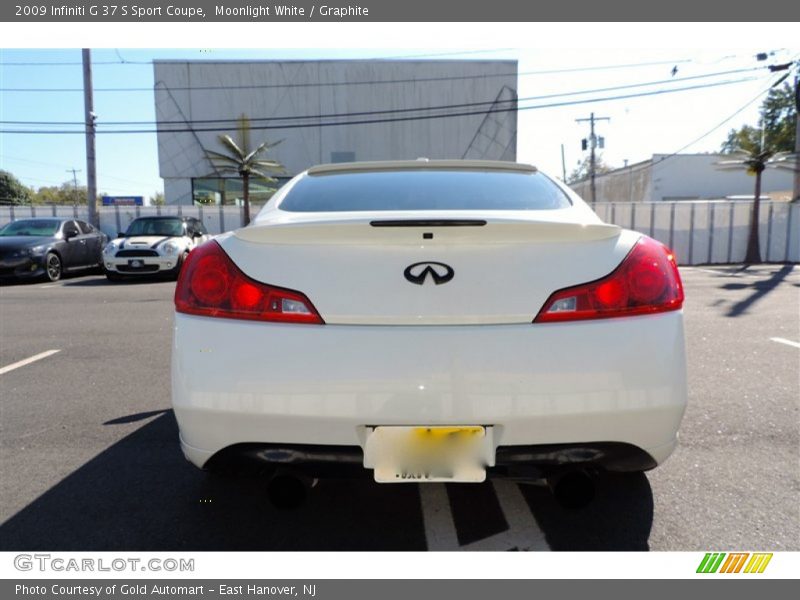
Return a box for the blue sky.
[1,47,797,198]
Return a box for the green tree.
[0,170,33,205]
[721,83,797,154]
[716,149,797,263]
[718,82,798,263]
[567,154,613,184]
[150,191,166,206]
[205,114,284,225]
[31,182,86,205]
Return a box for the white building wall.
[154,60,518,204]
[651,153,794,201]
[570,154,795,204]
[163,179,193,205]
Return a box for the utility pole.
[560,144,567,182]
[576,112,610,205]
[794,72,799,202]
[82,49,98,226]
[67,168,81,206]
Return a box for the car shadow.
[0,411,425,551]
[0,273,86,286]
[720,264,795,317]
[519,473,653,550]
[0,411,653,551]
[62,277,175,287]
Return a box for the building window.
[191,177,290,207]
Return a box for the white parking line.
[0,349,61,376]
[770,337,800,349]
[690,268,733,276]
[462,481,549,551]
[687,267,757,278]
[418,481,550,551]
[39,284,60,289]
[418,483,459,550]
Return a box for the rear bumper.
[190,440,663,479]
[172,311,687,473]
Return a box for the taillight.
[174,241,324,324]
[534,236,683,323]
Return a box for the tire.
[172,251,190,280]
[93,253,105,274]
[44,252,62,282]
[105,272,123,282]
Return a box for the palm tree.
[205,115,283,225]
[716,148,797,264]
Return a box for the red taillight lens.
[534,236,684,323]
[175,241,324,324]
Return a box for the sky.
[1,45,798,199]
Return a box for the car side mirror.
[64,229,78,240]
[117,232,126,238]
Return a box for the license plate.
[364,426,489,483]
[128,259,144,268]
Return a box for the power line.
[373,48,516,60]
[0,68,764,127]
[0,49,520,66]
[581,73,789,183]
[14,174,141,194]
[1,64,768,94]
[0,60,150,66]
[0,76,766,135]
[0,55,692,68]
[0,155,151,186]
[663,86,775,156]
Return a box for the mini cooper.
[103,216,210,281]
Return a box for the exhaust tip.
[550,470,596,510]
[266,473,309,509]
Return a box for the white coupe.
[171,160,687,502]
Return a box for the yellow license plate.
[366,426,487,483]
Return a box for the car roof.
[306,159,537,176]
[5,216,71,221]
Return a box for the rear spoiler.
[235,218,621,245]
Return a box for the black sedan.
[0,217,108,282]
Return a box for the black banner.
[3,580,799,600]
[3,0,800,22]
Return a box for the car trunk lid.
[221,214,637,325]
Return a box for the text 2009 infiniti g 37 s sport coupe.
[171,160,686,490]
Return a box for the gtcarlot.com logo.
[696,552,772,574]
[14,554,194,573]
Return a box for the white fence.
[593,200,798,265]
[0,200,797,265]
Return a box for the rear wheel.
[171,251,189,280]
[45,252,62,282]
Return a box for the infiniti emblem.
[403,261,455,285]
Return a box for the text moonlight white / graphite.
[215,5,370,17]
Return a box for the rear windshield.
[278,169,571,212]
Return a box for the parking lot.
[0,265,798,551]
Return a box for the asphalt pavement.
[0,265,797,551]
